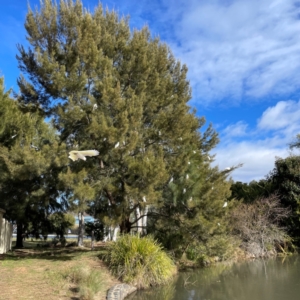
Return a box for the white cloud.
[213,141,289,182]
[258,100,300,130]
[158,0,300,105]
[222,121,248,139]
[213,99,300,182]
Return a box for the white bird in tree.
[30,143,39,150]
[223,202,228,208]
[68,150,99,161]
[115,142,120,148]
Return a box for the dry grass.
[0,241,120,300]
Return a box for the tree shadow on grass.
[2,247,92,262]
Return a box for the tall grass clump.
[104,235,177,289]
[64,265,104,300]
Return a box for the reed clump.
[104,235,177,289]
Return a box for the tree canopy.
[0,77,68,247]
[17,0,219,236]
[0,0,295,259]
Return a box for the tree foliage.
[269,156,300,244]
[230,179,273,203]
[152,152,235,259]
[17,0,219,236]
[0,77,67,247]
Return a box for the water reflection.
[128,256,300,300]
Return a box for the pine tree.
[0,77,67,247]
[59,168,95,246]
[16,0,218,233]
[230,179,273,203]
[152,151,235,259]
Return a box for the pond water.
[127,255,300,300]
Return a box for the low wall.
[0,209,12,254]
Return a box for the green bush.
[184,235,238,264]
[186,245,199,261]
[104,235,177,289]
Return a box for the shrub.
[230,194,291,257]
[104,234,177,289]
[185,235,237,264]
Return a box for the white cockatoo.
[68,150,99,161]
[223,202,228,208]
[30,143,39,150]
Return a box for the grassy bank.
[0,240,120,300]
[1,237,293,300]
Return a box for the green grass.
[104,235,177,289]
[62,265,105,299]
[0,243,119,300]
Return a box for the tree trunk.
[77,212,85,247]
[142,205,149,235]
[103,226,111,242]
[112,226,119,241]
[91,230,94,250]
[135,207,142,234]
[16,222,23,248]
[119,217,131,233]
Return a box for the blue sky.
[1,0,300,182]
